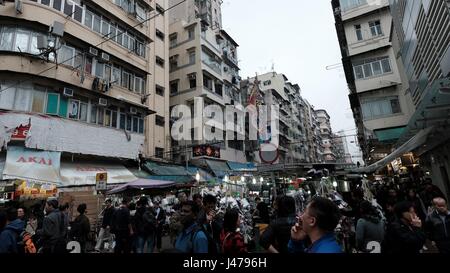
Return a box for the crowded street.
[1,0,450,260]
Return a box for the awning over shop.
[60,162,137,187]
[354,127,433,173]
[143,161,191,175]
[147,175,194,184]
[187,166,215,182]
[205,159,230,178]
[374,127,406,142]
[2,146,61,185]
[129,168,153,178]
[143,161,193,184]
[227,161,257,172]
[107,179,176,195]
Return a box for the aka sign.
[96,173,107,191]
[11,124,30,141]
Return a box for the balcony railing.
[202,59,222,75]
[339,0,368,12]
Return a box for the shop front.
[1,146,61,207]
[58,161,138,223]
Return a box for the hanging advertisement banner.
[2,146,62,185]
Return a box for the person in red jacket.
[220,208,247,254]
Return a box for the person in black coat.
[71,204,91,253]
[154,200,166,252]
[385,201,426,254]
[95,199,116,252]
[260,196,297,253]
[425,197,450,253]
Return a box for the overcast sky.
[221,0,362,162]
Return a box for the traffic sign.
[96,172,107,191]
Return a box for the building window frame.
[369,20,382,37]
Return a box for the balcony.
[222,51,239,69]
[340,0,390,21]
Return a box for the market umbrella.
[106,178,176,195]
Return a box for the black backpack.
[189,224,219,254]
[142,209,156,233]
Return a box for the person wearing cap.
[95,199,116,252]
[70,204,91,253]
[36,198,68,253]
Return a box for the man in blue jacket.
[175,201,208,253]
[288,197,343,253]
[0,207,24,253]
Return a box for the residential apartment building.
[335,130,353,164]
[332,0,415,165]
[0,0,170,220]
[315,109,336,163]
[301,98,323,163]
[248,72,309,164]
[389,0,450,200]
[168,0,247,167]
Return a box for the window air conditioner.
[100,53,110,62]
[334,8,341,16]
[89,47,98,56]
[99,98,108,107]
[63,87,74,97]
[130,107,138,115]
[15,0,23,14]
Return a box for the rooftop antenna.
[271,60,276,77]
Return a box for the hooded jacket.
[0,219,25,253]
[355,214,385,252]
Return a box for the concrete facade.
[332,0,414,164]
[168,0,246,164]
[0,0,171,159]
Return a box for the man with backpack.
[0,207,25,253]
[175,201,209,253]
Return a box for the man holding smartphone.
[288,197,343,253]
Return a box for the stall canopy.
[143,161,194,184]
[227,161,257,172]
[107,179,176,194]
[2,146,62,185]
[205,159,230,178]
[354,127,433,174]
[60,162,137,187]
[187,166,215,182]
